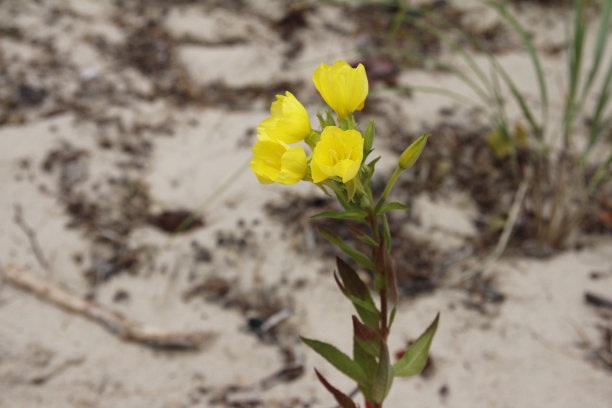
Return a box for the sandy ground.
[1,1,611,407]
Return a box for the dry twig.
[2,265,216,349]
[13,204,50,271]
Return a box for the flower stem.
[377,166,402,208]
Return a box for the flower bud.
[398,133,429,170]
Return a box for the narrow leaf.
[312,209,367,221]
[301,336,366,384]
[353,302,380,331]
[352,316,381,357]
[319,228,373,269]
[367,156,381,169]
[337,257,371,301]
[314,369,358,408]
[349,226,379,247]
[393,313,440,377]
[377,201,410,214]
[388,306,397,330]
[333,270,348,297]
[353,339,376,402]
[371,342,393,404]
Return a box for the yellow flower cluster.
[250,60,369,186]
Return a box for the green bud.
[363,120,375,154]
[398,133,429,170]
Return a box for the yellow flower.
[313,60,368,119]
[257,91,311,144]
[250,139,307,185]
[311,126,363,183]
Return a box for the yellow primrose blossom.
[257,91,311,144]
[250,138,308,185]
[313,60,368,119]
[311,126,363,183]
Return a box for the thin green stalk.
[583,56,612,161]
[588,150,612,194]
[562,0,586,146]
[481,0,549,141]
[576,0,612,111]
[401,10,495,96]
[377,167,402,208]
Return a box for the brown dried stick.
[2,265,215,349]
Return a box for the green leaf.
[325,110,336,127]
[353,302,380,330]
[371,342,393,404]
[393,313,440,377]
[348,295,379,315]
[312,209,367,221]
[353,339,376,402]
[377,201,410,215]
[319,229,373,270]
[314,369,358,408]
[336,257,371,301]
[352,316,381,357]
[349,226,379,247]
[335,257,380,328]
[398,133,429,170]
[388,306,397,330]
[349,295,380,329]
[367,156,381,173]
[301,337,367,384]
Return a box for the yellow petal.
[277,146,308,184]
[311,126,363,184]
[313,60,369,118]
[258,91,311,144]
[250,140,284,184]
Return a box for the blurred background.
[1,1,611,407]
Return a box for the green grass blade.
[481,0,549,141]
[587,150,612,195]
[577,0,612,109]
[562,0,586,145]
[401,10,494,96]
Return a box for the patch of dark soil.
[194,80,305,111]
[40,142,157,284]
[148,209,204,234]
